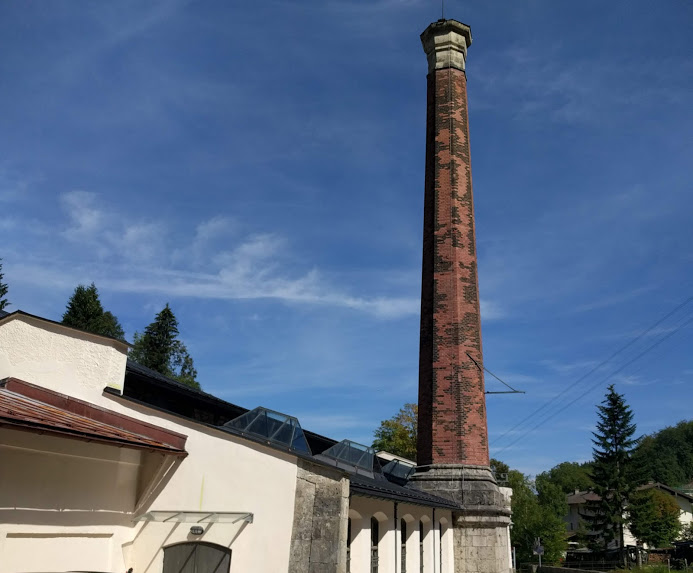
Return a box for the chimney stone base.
[410,465,512,573]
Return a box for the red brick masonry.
[417,66,489,467]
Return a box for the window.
[347,518,352,573]
[401,519,407,573]
[371,517,379,573]
[439,521,443,572]
[419,520,425,573]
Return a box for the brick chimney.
[416,18,489,468]
[410,21,511,573]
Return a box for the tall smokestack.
[416,19,489,469]
[410,19,511,573]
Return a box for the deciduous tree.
[372,403,417,460]
[508,470,568,564]
[629,488,681,548]
[537,461,594,496]
[129,304,200,390]
[62,283,124,340]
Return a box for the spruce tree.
[129,304,200,390]
[0,258,9,311]
[587,385,638,555]
[62,283,125,340]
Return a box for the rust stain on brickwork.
[418,67,489,467]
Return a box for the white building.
[0,310,463,573]
[565,484,693,549]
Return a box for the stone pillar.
[409,19,511,573]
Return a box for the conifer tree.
[0,258,9,311]
[62,283,125,340]
[129,304,200,390]
[587,385,638,555]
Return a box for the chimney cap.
[421,19,472,48]
[421,19,472,73]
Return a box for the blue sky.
[1,1,691,476]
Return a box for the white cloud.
[15,191,429,319]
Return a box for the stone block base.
[410,465,512,573]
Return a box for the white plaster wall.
[124,413,300,573]
[0,316,128,400]
[676,496,692,527]
[1,410,300,573]
[0,428,140,573]
[349,496,452,573]
[0,316,302,572]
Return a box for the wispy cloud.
[15,191,424,318]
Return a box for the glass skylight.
[222,407,311,454]
[382,458,416,484]
[321,440,376,472]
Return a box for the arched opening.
[163,542,231,573]
[439,517,450,573]
[419,520,425,573]
[371,516,380,573]
[347,517,352,573]
[401,518,408,573]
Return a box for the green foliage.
[129,304,200,390]
[62,283,124,340]
[680,522,693,542]
[632,421,693,488]
[508,469,568,564]
[0,258,9,311]
[629,488,681,548]
[371,403,417,460]
[537,461,594,496]
[587,385,638,551]
[491,458,510,483]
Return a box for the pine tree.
[129,304,200,390]
[0,258,9,311]
[62,283,125,340]
[587,385,638,555]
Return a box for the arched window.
[347,518,352,573]
[419,520,425,573]
[163,542,231,573]
[401,518,407,573]
[371,517,379,573]
[439,521,443,572]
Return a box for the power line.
[492,311,693,457]
[466,352,525,394]
[491,295,693,447]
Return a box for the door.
[163,542,231,573]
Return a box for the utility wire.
[493,310,693,457]
[466,352,525,394]
[491,295,693,447]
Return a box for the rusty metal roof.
[0,380,187,455]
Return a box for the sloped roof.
[350,472,460,510]
[0,309,130,350]
[0,377,187,455]
[122,360,464,509]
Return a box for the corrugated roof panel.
[0,386,187,455]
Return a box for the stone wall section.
[454,519,511,573]
[288,459,349,573]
